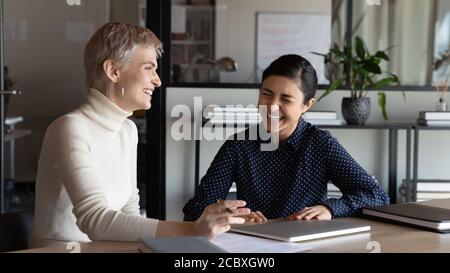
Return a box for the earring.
[121,87,125,96]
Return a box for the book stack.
[327,176,379,199]
[327,183,343,199]
[418,111,450,126]
[302,111,342,125]
[362,201,450,233]
[203,105,261,125]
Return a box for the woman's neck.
[91,82,134,112]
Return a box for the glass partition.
[3,0,148,212]
[169,0,450,89]
[170,0,341,84]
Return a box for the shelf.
[172,40,211,45]
[175,4,214,11]
[171,1,215,83]
[175,63,214,68]
[316,122,415,129]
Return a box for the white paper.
[210,232,312,253]
[256,13,331,84]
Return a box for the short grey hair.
[84,22,163,86]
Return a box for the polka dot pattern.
[183,119,390,220]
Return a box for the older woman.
[31,22,249,247]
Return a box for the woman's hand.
[287,205,332,221]
[243,211,268,223]
[193,200,251,239]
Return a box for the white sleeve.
[51,117,158,241]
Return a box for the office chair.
[0,210,34,252]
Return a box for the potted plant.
[313,36,401,125]
[433,48,450,111]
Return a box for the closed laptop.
[230,219,370,242]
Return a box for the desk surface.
[16,199,450,253]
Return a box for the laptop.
[230,219,371,242]
[362,202,450,233]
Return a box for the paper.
[256,13,331,84]
[210,232,312,253]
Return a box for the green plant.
[433,46,450,82]
[434,45,450,69]
[313,36,401,120]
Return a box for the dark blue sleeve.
[321,135,390,217]
[183,139,238,221]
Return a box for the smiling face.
[113,45,161,112]
[258,75,315,142]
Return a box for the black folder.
[362,203,450,233]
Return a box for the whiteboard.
[256,12,331,84]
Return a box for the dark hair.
[261,54,318,104]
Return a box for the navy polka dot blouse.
[183,119,390,221]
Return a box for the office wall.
[166,87,450,220]
[110,0,140,26]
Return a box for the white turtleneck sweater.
[31,88,158,247]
